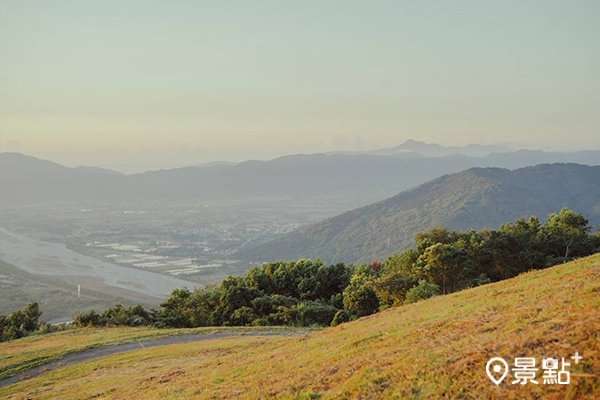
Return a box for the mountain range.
[2,146,600,207]
[234,163,600,265]
[326,139,512,157]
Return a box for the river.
[0,227,197,299]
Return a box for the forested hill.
[235,163,600,265]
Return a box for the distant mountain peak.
[395,139,443,150]
[385,140,511,158]
[401,139,425,146]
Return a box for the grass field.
[1,254,599,399]
[0,326,306,382]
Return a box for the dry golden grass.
[0,326,301,381]
[0,326,178,380]
[2,254,599,399]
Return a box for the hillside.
[0,153,163,205]
[0,259,162,324]
[1,253,598,399]
[236,163,600,265]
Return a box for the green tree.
[214,285,262,326]
[1,302,43,341]
[22,302,42,332]
[125,304,152,326]
[372,249,420,307]
[404,280,440,304]
[187,288,222,327]
[416,243,469,294]
[342,273,379,317]
[75,309,101,327]
[158,288,194,328]
[540,208,594,260]
[414,227,452,247]
[295,301,338,326]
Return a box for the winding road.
[0,329,309,389]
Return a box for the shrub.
[295,301,338,326]
[0,302,44,342]
[404,280,440,304]
[343,274,380,317]
[75,309,101,327]
[331,309,354,327]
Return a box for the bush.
[404,280,440,304]
[331,309,354,326]
[343,274,380,317]
[75,309,101,327]
[295,301,339,326]
[0,302,44,342]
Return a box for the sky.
[1,1,599,172]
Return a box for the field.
[1,254,599,399]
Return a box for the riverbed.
[0,227,198,300]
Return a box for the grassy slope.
[2,254,599,399]
[0,327,173,380]
[0,326,303,381]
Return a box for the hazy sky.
[1,1,599,172]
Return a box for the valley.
[2,1,598,397]
[1,254,598,399]
[0,193,356,281]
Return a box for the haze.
[1,1,599,172]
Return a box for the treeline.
[76,261,353,328]
[373,207,600,307]
[72,208,599,329]
[2,208,598,341]
[0,302,50,342]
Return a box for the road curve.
[0,329,309,388]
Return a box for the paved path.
[0,329,308,388]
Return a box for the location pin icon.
[486,357,509,385]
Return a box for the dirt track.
[0,329,309,388]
